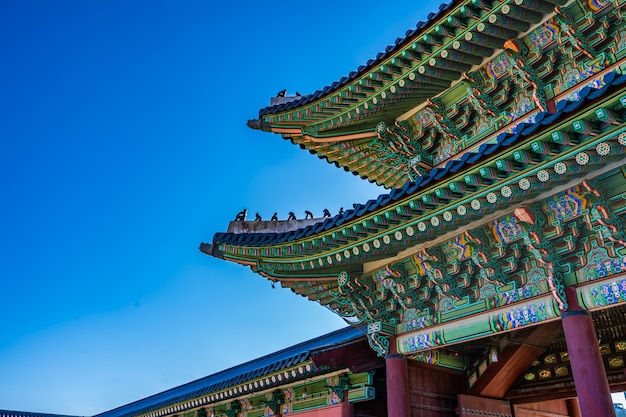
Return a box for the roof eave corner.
[199,242,224,259]
[247,118,272,132]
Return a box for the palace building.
[1,327,385,417]
[6,0,626,416]
[201,0,626,416]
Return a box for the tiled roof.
[257,1,456,117]
[211,71,626,248]
[94,326,365,417]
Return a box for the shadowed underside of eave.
[249,0,621,188]
[210,77,626,278]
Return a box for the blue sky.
[0,1,444,415]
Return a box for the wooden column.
[341,391,354,417]
[385,337,410,417]
[562,287,615,417]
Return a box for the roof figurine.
[234,209,247,222]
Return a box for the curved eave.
[257,0,460,123]
[207,77,626,281]
[94,327,366,417]
[257,0,552,129]
[252,0,561,187]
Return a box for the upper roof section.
[210,0,626,281]
[93,327,365,417]
[248,0,610,188]
[252,0,457,124]
[210,71,626,260]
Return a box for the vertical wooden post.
[562,287,615,417]
[385,336,410,417]
[341,391,354,417]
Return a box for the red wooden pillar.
[341,391,354,417]
[562,287,615,417]
[386,336,410,417]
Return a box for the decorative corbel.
[419,248,445,283]
[611,0,625,21]
[376,263,416,313]
[513,205,568,310]
[504,39,547,112]
[367,321,395,357]
[224,401,241,417]
[462,72,500,117]
[581,180,626,249]
[265,389,285,416]
[554,6,596,60]
[326,374,353,402]
[334,271,377,323]
[426,97,463,143]
[464,230,503,284]
[369,120,430,179]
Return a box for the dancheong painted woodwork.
[202,0,626,416]
[78,327,385,417]
[12,1,626,417]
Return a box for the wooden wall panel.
[458,394,512,417]
[407,362,463,417]
[513,399,576,417]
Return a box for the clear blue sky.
[0,1,444,415]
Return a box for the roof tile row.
[94,327,365,417]
[214,71,626,248]
[257,2,455,116]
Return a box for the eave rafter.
[219,89,626,278]
[284,171,626,355]
[299,140,403,185]
[263,0,559,136]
